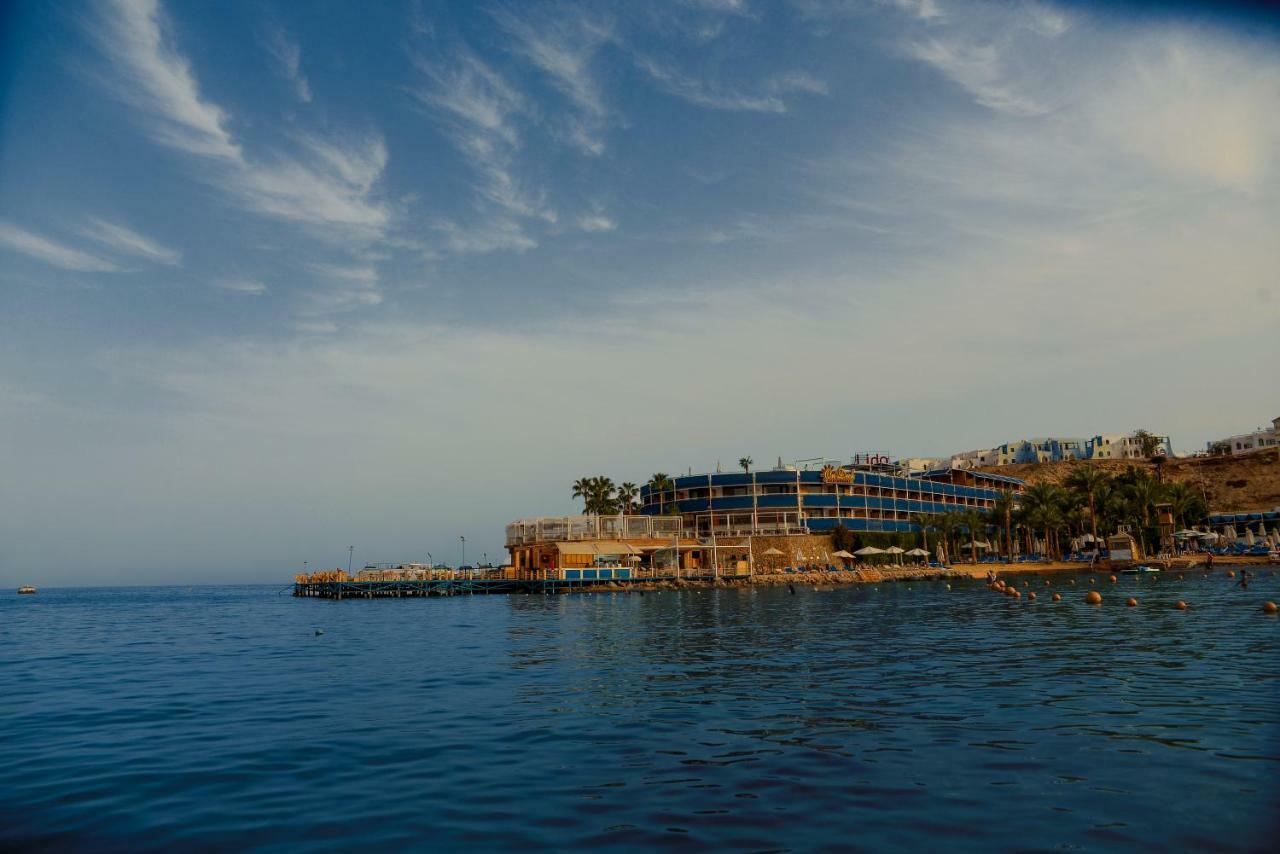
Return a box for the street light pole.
[460,535,466,569]
[348,545,353,576]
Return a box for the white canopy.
[906,547,930,556]
[854,546,885,556]
[884,546,905,554]
[831,549,855,559]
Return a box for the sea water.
[2,573,1277,851]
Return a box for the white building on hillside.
[949,430,1173,468]
[1207,417,1280,456]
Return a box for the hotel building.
[638,462,1024,538]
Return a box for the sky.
[1,0,1278,584]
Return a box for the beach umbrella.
[854,546,885,555]
[761,547,784,556]
[906,547,929,556]
[936,544,946,565]
[1199,531,1220,541]
[831,549,855,559]
[1174,530,1200,539]
[1224,524,1238,540]
[958,541,991,550]
[885,545,905,566]
[1244,528,1256,546]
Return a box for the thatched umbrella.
[761,546,784,571]
[885,545,905,565]
[831,548,855,569]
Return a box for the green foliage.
[830,523,857,552]
[571,475,620,514]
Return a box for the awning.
[554,540,644,556]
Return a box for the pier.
[293,574,731,599]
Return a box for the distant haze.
[1,1,1278,585]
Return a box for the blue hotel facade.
[640,465,1025,539]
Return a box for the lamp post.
[460,535,466,570]
[348,546,353,576]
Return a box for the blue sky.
[1,0,1278,583]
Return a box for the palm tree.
[1164,482,1206,528]
[588,477,618,515]
[617,482,639,514]
[1065,465,1110,550]
[572,477,593,513]
[910,512,937,558]
[1123,473,1163,553]
[990,491,1016,559]
[933,512,961,562]
[739,456,753,473]
[962,509,987,564]
[647,473,674,515]
[1021,483,1066,558]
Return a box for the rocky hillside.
[981,449,1280,512]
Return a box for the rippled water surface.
[2,572,1278,851]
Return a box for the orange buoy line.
[1052,593,1062,602]
[1086,591,1102,605]
[1175,601,1187,610]
[1264,601,1278,615]
[1126,597,1138,607]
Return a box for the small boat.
[1120,565,1160,575]
[18,586,37,595]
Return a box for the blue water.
[2,572,1277,852]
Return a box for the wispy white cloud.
[634,56,827,112]
[215,278,267,295]
[492,8,615,155]
[0,222,120,272]
[411,45,551,252]
[94,0,389,244]
[92,0,241,160]
[266,28,311,103]
[432,218,537,254]
[301,263,382,314]
[81,217,181,265]
[905,36,1048,116]
[578,213,617,233]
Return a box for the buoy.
[1109,575,1117,583]
[1069,579,1076,585]
[1264,601,1277,615]
[1086,591,1102,605]
[1028,592,1036,601]
[1227,570,1236,578]
[1022,580,1028,588]
[1051,592,1062,602]
[946,584,951,591]
[1126,597,1137,607]
[1175,601,1187,610]
[315,629,324,635]
[1013,590,1021,598]
[1044,580,1050,586]
[1089,577,1095,583]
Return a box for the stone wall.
[747,533,836,568]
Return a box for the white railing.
[506,514,684,546]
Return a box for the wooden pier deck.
[293,575,726,599]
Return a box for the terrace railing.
[506,514,684,547]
